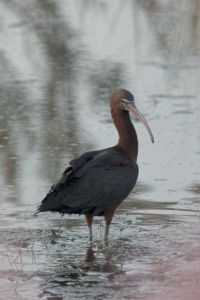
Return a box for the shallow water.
[0,1,200,299]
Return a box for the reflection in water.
[36,241,127,299]
[0,0,200,299]
[0,0,126,198]
[0,54,28,203]
[84,245,123,274]
[187,182,200,195]
[89,61,126,103]
[137,0,200,61]
[85,246,95,263]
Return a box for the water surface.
[0,1,200,299]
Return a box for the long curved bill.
[125,101,154,143]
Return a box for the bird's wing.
[51,149,102,187]
[38,149,103,212]
[39,149,138,215]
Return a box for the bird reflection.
[84,245,124,275]
[85,246,95,263]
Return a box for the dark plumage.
[38,89,154,241]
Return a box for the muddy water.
[0,1,200,299]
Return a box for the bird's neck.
[111,108,138,161]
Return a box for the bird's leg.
[104,224,110,243]
[89,226,93,242]
[104,205,118,243]
[85,214,93,243]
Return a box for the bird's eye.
[121,99,129,111]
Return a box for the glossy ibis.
[38,89,154,241]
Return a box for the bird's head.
[111,89,154,143]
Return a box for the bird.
[38,89,154,242]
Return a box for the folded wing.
[38,148,138,215]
